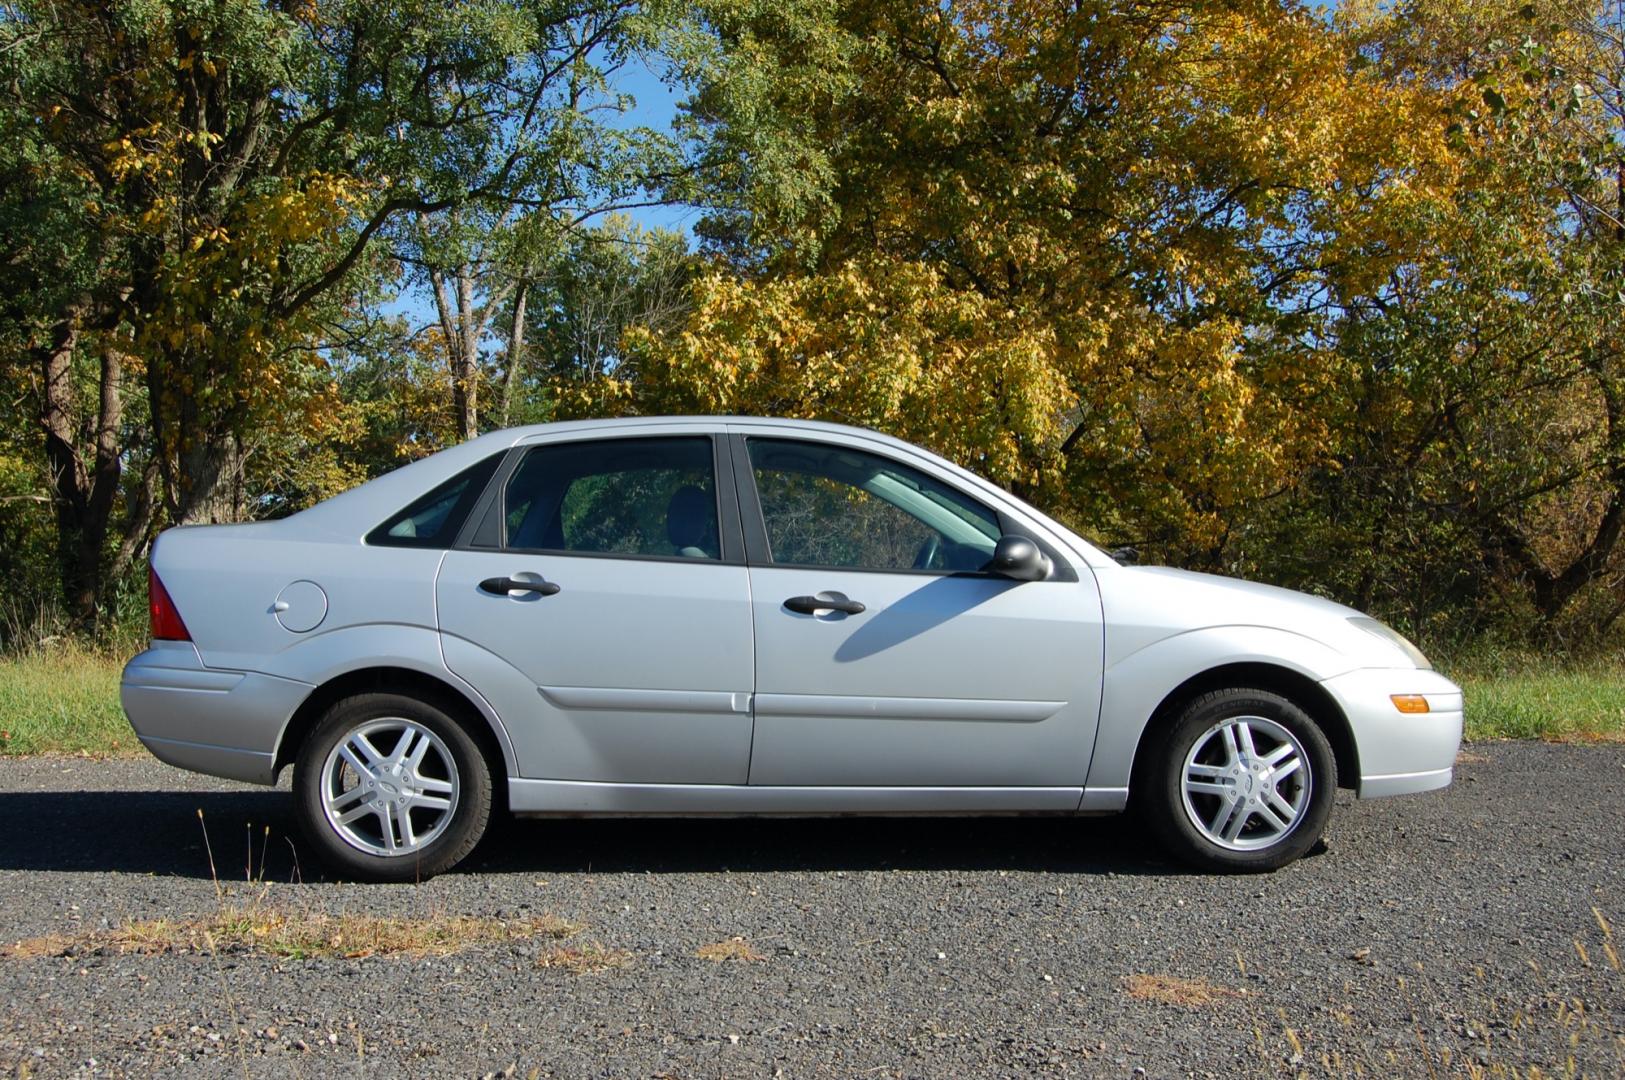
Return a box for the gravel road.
[1,744,1621,1078]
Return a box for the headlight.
[1347,617,1431,669]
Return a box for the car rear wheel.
[1140,687,1335,872]
[293,693,491,882]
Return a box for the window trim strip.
[730,432,1076,582]
[454,433,745,566]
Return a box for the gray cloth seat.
[666,486,716,559]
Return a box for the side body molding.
[540,686,752,716]
[753,694,1063,723]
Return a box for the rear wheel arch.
[274,667,511,804]
[1128,662,1358,793]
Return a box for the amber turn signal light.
[1390,694,1429,714]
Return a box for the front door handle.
[480,576,561,597]
[784,594,865,616]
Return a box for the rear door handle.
[784,594,865,615]
[480,576,561,597]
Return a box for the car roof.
[283,416,916,539]
[498,415,902,444]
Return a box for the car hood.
[1118,565,1363,618]
[1093,564,1405,671]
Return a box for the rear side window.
[367,452,504,548]
[502,437,719,560]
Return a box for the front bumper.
[1318,667,1463,798]
[121,642,311,785]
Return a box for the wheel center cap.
[376,779,398,797]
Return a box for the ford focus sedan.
[122,417,1462,880]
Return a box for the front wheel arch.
[1135,686,1337,871]
[1128,662,1357,793]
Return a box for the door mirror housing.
[1108,545,1139,566]
[985,535,1051,581]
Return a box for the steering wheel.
[912,533,941,570]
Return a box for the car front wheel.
[293,693,491,882]
[1141,687,1335,872]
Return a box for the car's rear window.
[501,437,719,560]
[366,452,504,548]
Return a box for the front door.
[436,434,755,784]
[739,434,1104,789]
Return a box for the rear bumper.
[1319,667,1464,799]
[121,642,311,785]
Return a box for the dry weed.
[696,936,766,963]
[1,909,580,961]
[1123,973,1241,1007]
[537,939,633,975]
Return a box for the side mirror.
[1108,545,1139,566]
[985,535,1051,582]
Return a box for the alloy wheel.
[319,718,461,857]
[1179,714,1311,851]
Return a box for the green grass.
[0,647,1620,756]
[1455,666,1625,742]
[0,648,135,756]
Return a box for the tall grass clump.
[1440,644,1625,742]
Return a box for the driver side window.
[746,438,1001,572]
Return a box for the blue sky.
[613,54,705,236]
[381,52,701,330]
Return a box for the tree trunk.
[109,461,159,584]
[453,268,481,439]
[147,344,247,527]
[431,265,481,440]
[38,301,129,626]
[1479,369,1625,626]
[173,430,245,526]
[500,280,528,427]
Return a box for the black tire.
[1138,687,1335,873]
[293,692,492,882]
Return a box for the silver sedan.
[123,417,1462,880]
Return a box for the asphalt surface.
[0,744,1620,1078]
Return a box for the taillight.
[149,567,192,641]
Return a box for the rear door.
[435,432,755,784]
[736,431,1104,791]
